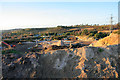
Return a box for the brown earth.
[1,33,120,78]
[89,33,120,47]
[98,30,118,33]
[2,45,119,78]
[77,36,95,42]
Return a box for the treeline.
[76,29,109,40]
[42,29,109,40]
[57,23,119,31]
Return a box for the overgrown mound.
[89,33,119,47]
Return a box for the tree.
[57,26,67,28]
[40,38,44,41]
[90,30,98,34]
[66,32,71,35]
[94,33,100,39]
[88,33,94,37]
[45,33,48,36]
[81,29,88,35]
[54,33,57,36]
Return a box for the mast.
[110,14,113,33]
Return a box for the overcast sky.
[0,1,118,30]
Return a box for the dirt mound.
[89,33,119,47]
[2,45,119,78]
[77,35,95,41]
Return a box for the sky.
[0,1,118,30]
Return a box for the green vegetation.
[90,30,98,34]
[79,29,108,40]
[52,35,67,40]
[98,48,104,52]
[81,29,88,35]
[40,38,44,41]
[88,33,94,37]
[4,39,20,44]
[93,32,108,40]
[114,30,120,34]
[57,25,67,28]
[2,23,118,41]
[2,49,21,54]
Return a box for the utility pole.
[110,14,113,33]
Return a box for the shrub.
[88,33,94,37]
[70,32,74,35]
[94,33,100,39]
[48,32,54,35]
[66,32,71,35]
[54,33,57,36]
[94,32,108,39]
[114,30,120,34]
[57,26,67,28]
[102,33,107,37]
[2,49,20,54]
[40,38,44,41]
[45,33,48,36]
[75,33,80,36]
[81,29,88,35]
[90,30,98,34]
[98,48,104,52]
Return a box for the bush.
[57,26,67,28]
[54,35,67,40]
[102,33,108,37]
[54,33,57,36]
[75,33,80,36]
[94,32,108,39]
[66,32,71,35]
[81,29,88,35]
[4,39,19,44]
[88,33,94,37]
[98,48,104,52]
[90,30,98,34]
[45,33,48,36]
[114,30,120,34]
[40,38,44,41]
[70,32,74,35]
[48,32,54,35]
[2,49,20,54]
[94,33,100,39]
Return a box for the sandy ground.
[98,29,118,33]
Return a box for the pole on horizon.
[110,14,113,33]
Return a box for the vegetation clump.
[114,30,120,34]
[2,49,20,54]
[98,48,104,52]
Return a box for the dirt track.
[14,42,36,53]
[13,40,92,53]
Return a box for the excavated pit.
[2,45,119,78]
